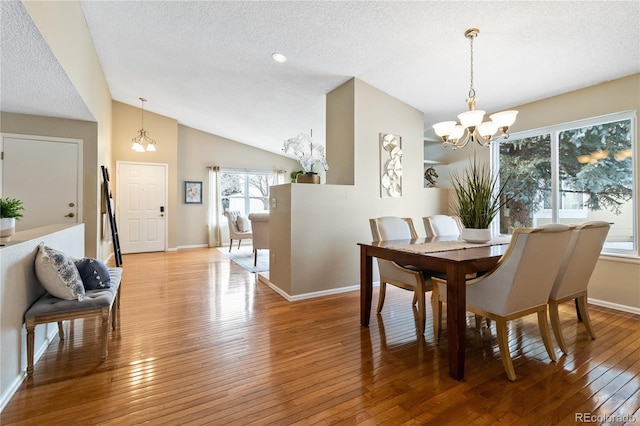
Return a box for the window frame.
[492,110,637,257]
[219,168,275,216]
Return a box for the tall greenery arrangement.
[0,197,25,219]
[450,156,512,229]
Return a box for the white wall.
[269,78,448,297]
[0,224,84,411]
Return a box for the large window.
[220,169,274,216]
[494,111,636,255]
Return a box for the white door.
[117,162,167,253]
[1,134,82,232]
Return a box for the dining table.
[359,235,511,381]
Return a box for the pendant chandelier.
[432,28,518,150]
[131,97,157,152]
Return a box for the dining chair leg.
[376,282,387,314]
[254,249,258,267]
[548,300,568,354]
[416,284,426,335]
[412,292,418,306]
[474,315,483,331]
[237,239,242,249]
[496,318,517,381]
[574,298,583,322]
[538,308,557,362]
[576,295,596,339]
[432,284,441,343]
[228,239,233,252]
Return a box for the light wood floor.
[2,248,639,425]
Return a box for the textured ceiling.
[0,1,93,121]
[2,1,639,155]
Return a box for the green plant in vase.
[450,156,513,242]
[0,197,25,237]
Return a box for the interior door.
[1,134,81,232]
[117,162,167,253]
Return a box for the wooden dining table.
[359,235,510,381]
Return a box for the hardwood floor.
[2,248,639,425]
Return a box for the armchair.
[224,211,252,252]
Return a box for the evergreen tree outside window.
[495,111,636,255]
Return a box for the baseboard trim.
[588,298,640,315]
[176,244,209,250]
[257,276,379,302]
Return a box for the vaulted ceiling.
[2,1,639,155]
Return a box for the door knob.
[65,212,75,218]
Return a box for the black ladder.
[101,165,122,267]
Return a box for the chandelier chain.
[140,97,146,130]
[469,32,475,99]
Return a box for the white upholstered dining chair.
[432,224,573,380]
[369,217,432,334]
[423,215,463,237]
[548,221,610,354]
[424,214,483,330]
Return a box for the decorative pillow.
[236,215,251,232]
[34,243,85,301]
[74,257,111,290]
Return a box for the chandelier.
[432,28,518,150]
[131,97,157,152]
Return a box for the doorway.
[116,162,168,254]
[1,133,82,232]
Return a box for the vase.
[296,173,320,184]
[0,218,16,237]
[460,227,491,243]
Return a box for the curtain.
[207,166,222,247]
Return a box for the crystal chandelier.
[131,97,157,152]
[432,28,518,150]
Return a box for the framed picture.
[379,133,402,198]
[184,181,203,204]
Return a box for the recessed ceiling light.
[272,52,287,63]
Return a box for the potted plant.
[0,197,25,237]
[282,131,329,184]
[450,156,512,243]
[290,170,303,183]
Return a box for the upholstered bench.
[24,267,123,377]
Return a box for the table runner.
[388,236,512,254]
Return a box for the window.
[220,169,274,216]
[494,111,636,255]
